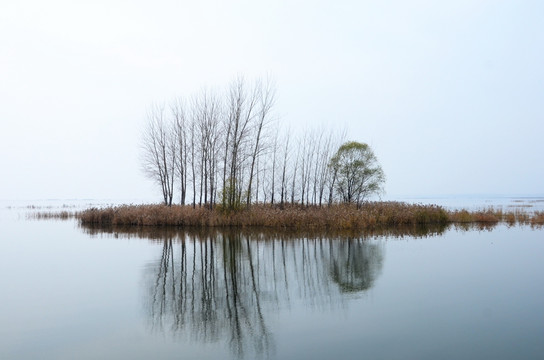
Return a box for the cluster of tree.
[141,77,385,209]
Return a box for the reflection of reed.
[80,225,443,359]
[80,223,447,241]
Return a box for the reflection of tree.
[328,239,383,293]
[143,230,275,359]
[80,225,445,359]
[140,231,386,359]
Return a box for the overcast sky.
[1,0,542,201]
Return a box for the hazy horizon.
[1,0,542,201]
[2,193,543,205]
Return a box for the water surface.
[1,201,543,359]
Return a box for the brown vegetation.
[77,202,448,230]
[79,222,448,241]
[27,211,76,220]
[531,211,544,226]
[32,202,544,230]
[447,207,544,226]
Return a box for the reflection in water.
[329,240,383,293]
[81,225,445,359]
[143,233,383,359]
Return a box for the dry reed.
[24,199,542,231]
[74,202,544,230]
[27,211,76,220]
[77,202,449,230]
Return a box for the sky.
[1,0,543,201]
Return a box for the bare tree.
[246,78,276,206]
[189,108,198,208]
[326,129,346,206]
[224,78,258,210]
[315,128,345,206]
[141,77,370,209]
[298,131,314,206]
[141,104,176,206]
[279,128,291,207]
[290,143,299,205]
[172,99,188,205]
[194,90,222,209]
[221,98,233,209]
[269,128,279,205]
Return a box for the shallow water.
[1,201,543,359]
[397,194,544,212]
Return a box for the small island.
[75,201,543,230]
[33,79,544,230]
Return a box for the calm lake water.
[1,199,543,359]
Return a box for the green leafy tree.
[329,141,385,208]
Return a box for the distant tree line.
[141,77,385,209]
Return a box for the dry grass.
[27,211,76,220]
[447,206,542,227]
[531,211,544,226]
[74,202,544,231]
[77,202,449,230]
[448,209,500,223]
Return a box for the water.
[396,194,544,212]
[1,199,543,359]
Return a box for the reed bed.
[77,202,449,230]
[27,211,76,220]
[531,211,544,226]
[447,207,544,226]
[74,202,544,230]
